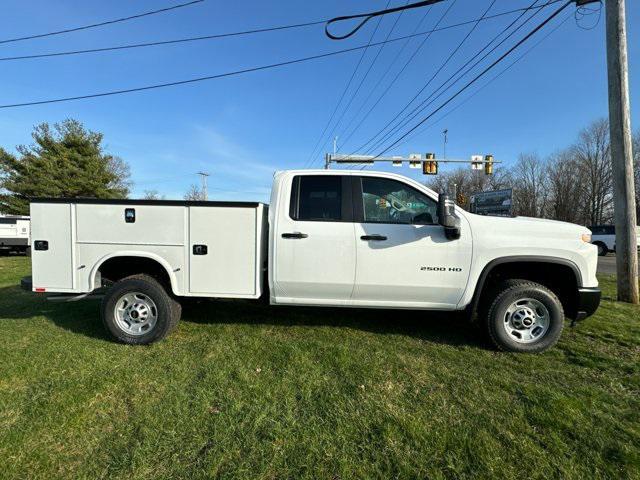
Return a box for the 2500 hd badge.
[421,266,463,272]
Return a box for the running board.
[46,292,104,302]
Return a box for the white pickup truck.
[25,170,600,353]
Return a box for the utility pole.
[605,0,638,303]
[196,171,210,201]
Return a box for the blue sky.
[1,0,638,201]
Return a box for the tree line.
[427,118,640,226]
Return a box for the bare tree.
[106,155,132,196]
[426,165,513,212]
[426,168,473,209]
[184,184,205,201]
[511,153,548,217]
[572,118,613,225]
[546,149,583,223]
[142,189,164,200]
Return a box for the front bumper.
[574,287,601,321]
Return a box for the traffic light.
[422,153,438,175]
[484,154,494,175]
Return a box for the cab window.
[290,175,343,221]
[361,177,438,225]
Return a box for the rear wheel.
[485,280,564,353]
[101,274,180,344]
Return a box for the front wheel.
[101,274,181,344]
[485,280,564,353]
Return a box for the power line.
[390,12,573,151]
[0,0,204,45]
[303,1,391,169]
[0,2,561,62]
[359,0,542,154]
[336,1,447,153]
[341,0,560,153]
[360,0,497,154]
[360,0,548,155]
[325,0,448,40]
[309,0,407,168]
[0,20,331,63]
[0,5,559,110]
[374,0,573,157]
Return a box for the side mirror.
[438,193,461,240]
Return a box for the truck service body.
[26,170,601,352]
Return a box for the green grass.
[0,256,638,479]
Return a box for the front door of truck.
[273,174,356,305]
[351,175,472,308]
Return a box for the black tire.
[101,274,180,345]
[485,279,564,353]
[594,242,608,256]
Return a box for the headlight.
[582,233,592,243]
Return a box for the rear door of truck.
[272,173,356,304]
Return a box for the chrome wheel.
[502,298,550,344]
[113,292,158,336]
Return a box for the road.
[598,254,617,275]
[596,252,640,275]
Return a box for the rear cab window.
[289,175,351,222]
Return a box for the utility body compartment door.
[188,206,260,296]
[30,202,74,291]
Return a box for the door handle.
[282,232,308,239]
[361,235,387,241]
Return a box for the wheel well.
[474,261,580,319]
[97,256,173,293]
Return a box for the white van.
[589,225,640,256]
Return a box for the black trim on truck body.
[469,255,585,316]
[30,198,264,208]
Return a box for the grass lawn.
[0,256,638,479]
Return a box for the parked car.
[589,224,640,256]
[0,215,30,255]
[24,170,600,353]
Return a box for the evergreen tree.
[0,119,131,214]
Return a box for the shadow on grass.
[0,284,110,341]
[180,297,486,349]
[0,284,487,349]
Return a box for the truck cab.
[269,170,472,309]
[26,169,601,352]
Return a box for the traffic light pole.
[325,153,500,167]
